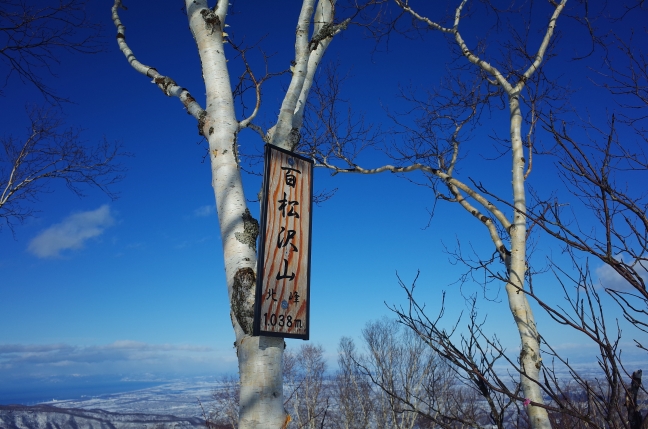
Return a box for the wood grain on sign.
[254,145,313,339]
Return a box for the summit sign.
[253,145,313,340]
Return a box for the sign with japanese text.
[253,144,313,340]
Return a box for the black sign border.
[253,144,313,340]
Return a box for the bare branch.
[111,0,205,123]
[0,0,103,103]
[0,108,126,232]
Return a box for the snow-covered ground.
[41,380,223,419]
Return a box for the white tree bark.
[113,0,343,427]
[506,89,550,429]
[501,5,565,428]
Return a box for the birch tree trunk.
[507,91,550,429]
[112,0,347,427]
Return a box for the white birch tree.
[305,2,568,429]
[284,344,330,429]
[111,1,350,427]
[334,337,373,429]
[359,318,436,429]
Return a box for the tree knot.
[308,19,350,51]
[197,110,208,136]
[232,267,256,335]
[234,209,259,251]
[288,128,301,151]
[152,76,177,97]
[200,9,221,35]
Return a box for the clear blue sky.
[1,0,646,401]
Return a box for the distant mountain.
[0,404,205,429]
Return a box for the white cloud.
[28,205,115,258]
[595,260,648,291]
[0,341,213,366]
[192,205,215,218]
[0,341,227,378]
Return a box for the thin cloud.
[595,260,648,291]
[28,205,115,258]
[175,235,211,249]
[0,344,72,353]
[192,205,215,218]
[0,341,213,367]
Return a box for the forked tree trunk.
[181,3,285,427]
[186,1,341,427]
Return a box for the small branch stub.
[254,145,313,340]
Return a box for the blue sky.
[1,0,647,401]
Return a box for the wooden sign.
[254,144,313,339]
